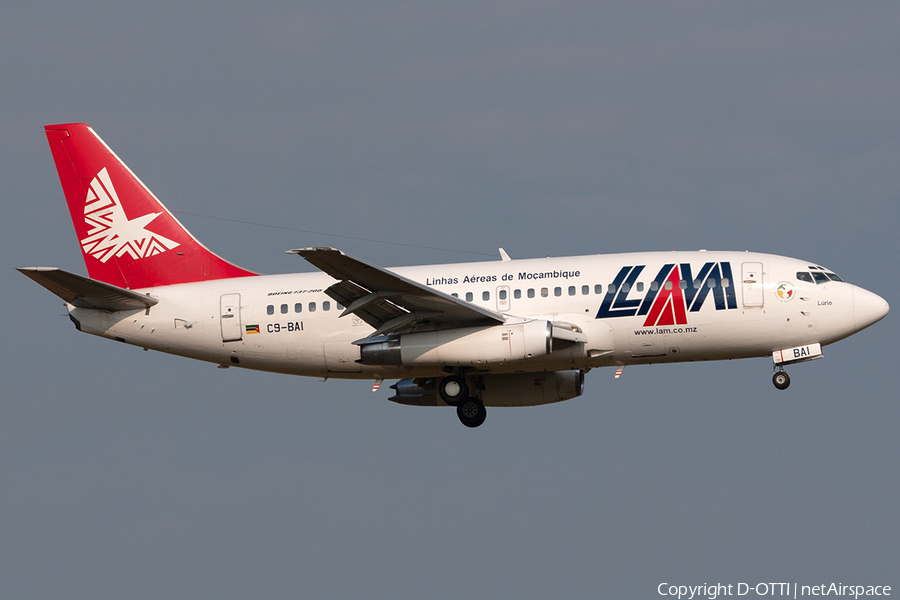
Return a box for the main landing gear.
[772,369,791,390]
[457,397,487,428]
[438,375,468,405]
[438,375,486,428]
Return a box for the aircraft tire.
[457,398,486,428]
[439,375,469,406]
[773,371,791,390]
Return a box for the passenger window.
[280,304,288,314]
[664,280,673,291]
[707,279,716,289]
[796,272,813,283]
[482,291,490,301]
[527,289,535,299]
[554,287,562,297]
[514,289,521,299]
[650,281,659,292]
[607,283,616,294]
[637,282,644,292]
[452,293,458,298]
[541,288,549,297]
[582,285,590,295]
[721,278,730,288]
[622,282,631,293]
[568,286,576,296]
[594,284,603,294]
[678,280,687,290]
[465,292,473,302]
[309,302,316,312]
[337,303,344,310]
[693,279,702,289]
[267,305,274,315]
[294,303,303,313]
[323,301,331,311]
[499,290,507,300]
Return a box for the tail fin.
[44,123,256,289]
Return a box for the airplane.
[19,123,890,428]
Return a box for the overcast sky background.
[2,3,898,599]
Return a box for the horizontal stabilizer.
[17,267,158,311]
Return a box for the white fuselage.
[67,251,887,380]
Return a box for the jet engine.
[389,370,586,407]
[358,320,553,366]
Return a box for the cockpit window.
[799,269,845,284]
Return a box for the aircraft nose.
[853,285,889,331]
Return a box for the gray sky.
[3,2,898,598]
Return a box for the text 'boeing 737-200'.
[19,124,889,427]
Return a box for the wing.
[18,267,159,311]
[288,247,505,337]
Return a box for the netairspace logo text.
[658,582,891,600]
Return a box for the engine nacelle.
[389,378,438,406]
[359,320,552,366]
[480,370,585,407]
[388,370,585,407]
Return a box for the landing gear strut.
[457,397,487,428]
[772,369,791,390]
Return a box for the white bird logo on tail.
[80,168,179,263]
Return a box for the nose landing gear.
[770,343,823,391]
[772,369,791,390]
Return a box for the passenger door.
[741,263,764,307]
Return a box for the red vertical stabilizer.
[44,123,257,289]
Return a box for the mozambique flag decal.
[245,324,260,334]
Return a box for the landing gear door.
[220,293,243,342]
[741,262,764,307]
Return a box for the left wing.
[288,247,505,337]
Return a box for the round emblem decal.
[775,281,795,302]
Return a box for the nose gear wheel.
[772,370,791,390]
